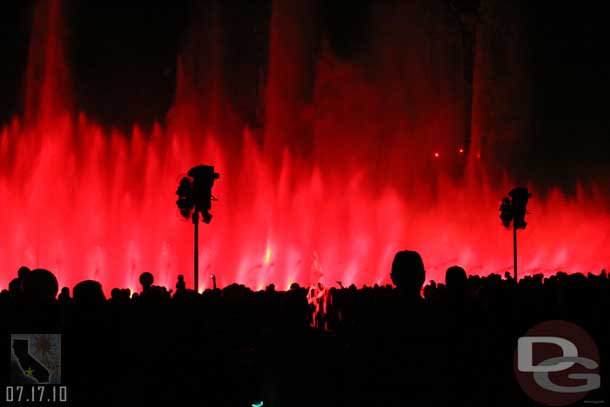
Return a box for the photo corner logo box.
[10,334,61,384]
[514,320,601,406]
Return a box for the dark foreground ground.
[1,268,609,407]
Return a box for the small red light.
[433,152,439,158]
[458,148,464,154]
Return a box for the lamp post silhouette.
[176,165,219,292]
[499,187,532,281]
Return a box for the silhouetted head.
[139,272,154,291]
[176,274,186,291]
[111,288,121,299]
[17,266,31,279]
[223,283,247,301]
[58,287,71,302]
[21,268,58,303]
[445,266,467,292]
[390,250,425,296]
[73,280,105,305]
[8,278,21,294]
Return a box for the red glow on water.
[1,1,609,292]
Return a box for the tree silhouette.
[176,165,220,292]
[499,187,532,280]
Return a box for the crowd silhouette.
[1,251,608,406]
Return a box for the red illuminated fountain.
[1,0,609,292]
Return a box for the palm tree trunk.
[193,212,199,292]
[513,222,518,281]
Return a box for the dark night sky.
[527,4,610,181]
[1,1,609,183]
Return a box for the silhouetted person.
[18,266,31,279]
[223,283,249,302]
[58,287,71,302]
[176,274,186,292]
[8,266,31,296]
[281,285,310,328]
[8,278,21,295]
[445,265,467,293]
[423,279,439,301]
[73,280,105,307]
[139,272,154,293]
[109,287,131,304]
[135,272,171,303]
[111,288,121,301]
[21,268,58,303]
[390,250,425,301]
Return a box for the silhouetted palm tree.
[499,187,532,280]
[176,165,219,292]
